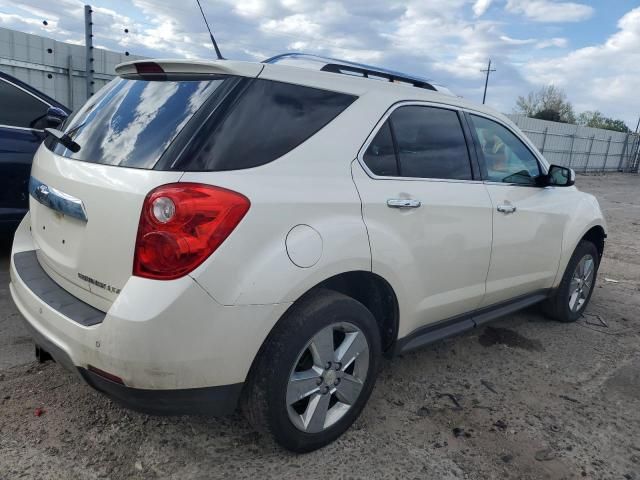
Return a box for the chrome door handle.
[387,198,421,209]
[497,204,517,214]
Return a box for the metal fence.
[506,114,640,173]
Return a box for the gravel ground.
[1,173,639,479]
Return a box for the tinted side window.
[389,106,472,180]
[363,120,398,176]
[0,80,49,129]
[173,79,356,171]
[470,114,540,185]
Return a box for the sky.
[1,0,639,128]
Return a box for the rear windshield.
[48,75,356,171]
[47,77,223,169]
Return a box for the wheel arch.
[313,271,400,355]
[553,220,607,289]
[581,224,606,260]
[243,270,400,385]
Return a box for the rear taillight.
[133,183,250,280]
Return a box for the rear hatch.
[29,61,261,311]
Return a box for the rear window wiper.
[45,124,83,153]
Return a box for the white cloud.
[473,0,493,17]
[536,37,568,49]
[500,35,536,45]
[262,14,323,37]
[505,0,594,23]
[232,0,273,18]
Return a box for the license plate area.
[30,199,86,275]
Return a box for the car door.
[466,112,565,307]
[351,103,494,338]
[0,78,49,225]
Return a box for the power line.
[480,59,495,105]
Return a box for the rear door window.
[171,79,356,171]
[390,106,472,180]
[0,79,49,129]
[362,120,398,176]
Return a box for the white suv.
[10,54,606,452]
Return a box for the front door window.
[470,114,540,185]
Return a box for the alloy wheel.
[286,322,370,433]
[569,254,595,312]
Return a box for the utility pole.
[633,116,640,173]
[84,5,94,99]
[481,59,495,105]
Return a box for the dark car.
[0,72,70,232]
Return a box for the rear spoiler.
[115,59,263,78]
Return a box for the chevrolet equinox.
[10,54,607,452]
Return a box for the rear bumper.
[17,303,82,378]
[79,369,243,416]
[18,309,242,415]
[10,213,290,414]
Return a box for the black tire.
[241,289,382,452]
[542,240,599,322]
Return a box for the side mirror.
[45,107,69,128]
[546,164,575,187]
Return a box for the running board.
[396,290,549,354]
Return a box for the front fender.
[552,192,607,288]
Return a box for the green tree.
[515,85,576,124]
[533,109,562,122]
[576,111,631,133]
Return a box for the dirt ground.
[1,173,639,480]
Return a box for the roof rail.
[263,53,451,94]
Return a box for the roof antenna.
[195,0,224,59]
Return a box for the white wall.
[0,27,145,111]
